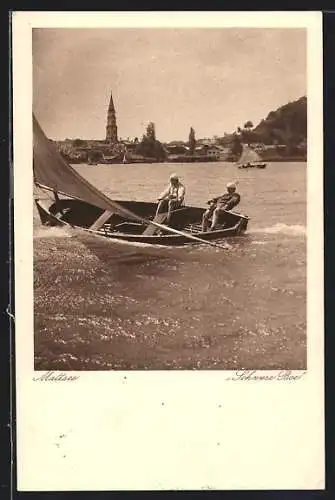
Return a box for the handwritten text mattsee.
[33,371,79,382]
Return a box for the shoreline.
[72,157,307,166]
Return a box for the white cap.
[170,173,179,180]
[227,182,236,189]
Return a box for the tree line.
[68,96,307,161]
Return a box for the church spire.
[105,91,118,144]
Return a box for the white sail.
[237,144,263,165]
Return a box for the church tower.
[105,91,118,144]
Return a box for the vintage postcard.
[12,11,324,490]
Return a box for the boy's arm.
[178,185,185,201]
[158,186,169,200]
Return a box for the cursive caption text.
[226,370,306,381]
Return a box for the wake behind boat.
[237,144,267,169]
[33,114,249,247]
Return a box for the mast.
[105,91,118,145]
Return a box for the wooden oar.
[90,216,227,250]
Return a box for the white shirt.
[159,182,186,203]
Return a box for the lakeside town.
[54,92,307,165]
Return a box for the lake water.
[34,161,307,370]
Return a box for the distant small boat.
[100,154,123,164]
[237,145,267,169]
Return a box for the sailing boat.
[237,144,267,169]
[33,114,249,246]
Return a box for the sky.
[33,28,306,142]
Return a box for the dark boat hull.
[35,198,249,246]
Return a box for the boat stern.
[236,215,249,234]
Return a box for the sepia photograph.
[32,26,308,371]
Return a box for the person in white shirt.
[155,173,186,223]
[202,182,241,232]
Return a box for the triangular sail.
[33,114,143,222]
[237,144,262,165]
